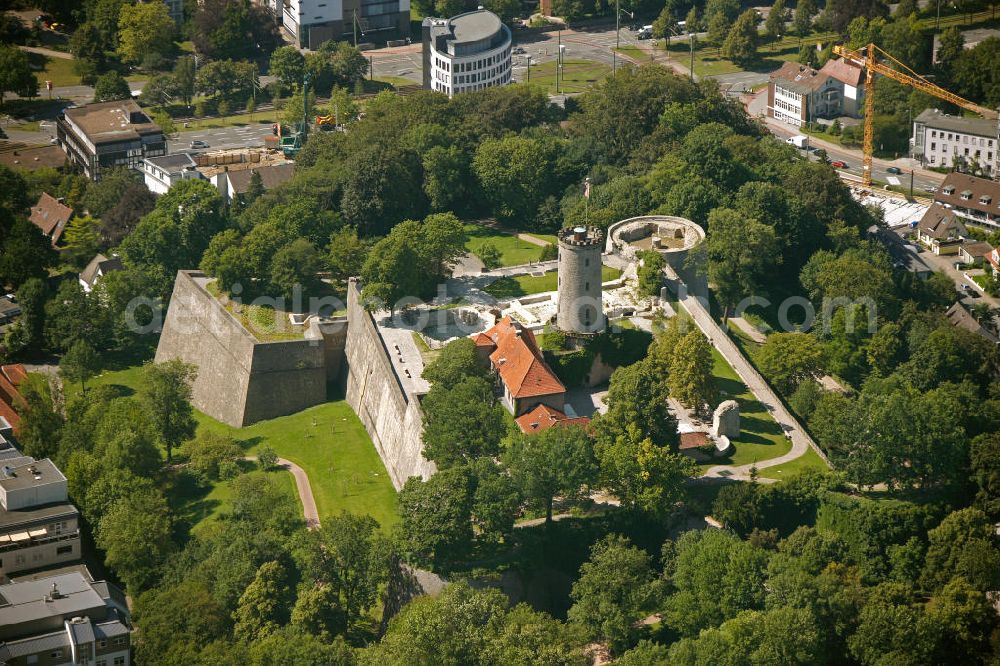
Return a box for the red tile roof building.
[514,403,590,434]
[473,316,568,419]
[0,364,28,430]
[28,193,72,247]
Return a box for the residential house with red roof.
[28,193,72,248]
[473,317,590,434]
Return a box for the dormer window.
[960,190,972,200]
[943,185,956,195]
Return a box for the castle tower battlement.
[556,225,606,336]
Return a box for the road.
[746,88,946,192]
[170,123,274,154]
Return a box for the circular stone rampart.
[606,215,705,273]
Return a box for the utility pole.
[526,55,531,83]
[370,55,374,80]
[910,169,914,199]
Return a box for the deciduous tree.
[668,328,716,411]
[0,46,36,104]
[233,560,293,642]
[398,467,473,567]
[422,376,505,467]
[756,332,825,393]
[722,9,760,66]
[60,339,100,394]
[97,487,174,592]
[116,2,174,66]
[92,71,131,102]
[138,360,197,462]
[568,534,655,653]
[503,424,597,524]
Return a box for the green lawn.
[526,59,612,95]
[484,266,621,300]
[706,348,793,469]
[27,51,79,88]
[614,45,649,63]
[74,364,400,530]
[181,111,279,131]
[464,223,554,267]
[758,446,830,480]
[973,273,996,291]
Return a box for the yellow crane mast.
[831,43,998,187]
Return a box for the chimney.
[573,226,586,241]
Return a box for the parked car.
[512,46,526,54]
[831,160,847,168]
[886,166,902,174]
[924,186,938,193]
[190,140,209,149]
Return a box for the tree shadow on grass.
[168,469,220,545]
[740,414,784,437]
[234,436,264,454]
[483,277,526,300]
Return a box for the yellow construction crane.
[831,43,998,187]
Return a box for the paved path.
[18,45,73,59]
[516,232,551,247]
[245,455,320,529]
[664,265,830,480]
[729,316,766,343]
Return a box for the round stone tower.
[556,225,606,336]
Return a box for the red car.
[831,160,847,168]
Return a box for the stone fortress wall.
[155,270,339,427]
[155,271,435,488]
[343,280,437,489]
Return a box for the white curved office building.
[421,9,512,97]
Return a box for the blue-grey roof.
[144,152,198,172]
[94,620,130,639]
[0,629,69,659]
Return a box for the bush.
[540,324,566,352]
[789,379,824,420]
[544,348,595,387]
[257,445,279,470]
[183,432,243,482]
[476,241,501,270]
[539,243,557,261]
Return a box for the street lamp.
[688,33,695,81]
[526,54,531,84]
[558,44,566,94]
